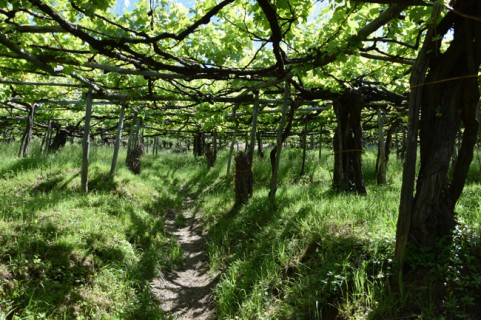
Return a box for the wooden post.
[269,80,290,202]
[213,131,218,158]
[24,104,35,157]
[377,109,386,185]
[40,135,46,153]
[319,123,323,161]
[248,91,260,163]
[244,132,249,152]
[227,121,239,175]
[110,104,125,177]
[81,87,93,194]
[395,127,400,159]
[300,119,308,176]
[377,108,387,184]
[18,104,35,158]
[256,131,264,157]
[18,130,26,158]
[46,120,53,153]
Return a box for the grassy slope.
[198,149,400,319]
[1,142,480,319]
[0,143,183,319]
[163,147,481,319]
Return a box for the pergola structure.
[2,0,481,268]
[0,0,412,196]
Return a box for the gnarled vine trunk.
[49,128,68,152]
[193,132,204,157]
[126,114,143,174]
[408,1,481,248]
[332,90,366,194]
[235,152,253,205]
[204,143,216,168]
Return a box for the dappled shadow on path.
[152,196,218,320]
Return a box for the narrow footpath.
[151,196,218,320]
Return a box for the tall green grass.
[0,142,182,319]
[1,142,480,319]
[193,149,399,319]
[152,146,481,319]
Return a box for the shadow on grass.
[0,155,51,179]
[207,189,395,318]
[0,222,97,318]
[370,234,481,320]
[123,205,174,319]
[1,167,172,319]
[88,172,118,193]
[1,221,168,319]
[1,190,79,222]
[31,175,65,193]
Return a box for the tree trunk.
[193,132,204,157]
[396,0,481,264]
[49,128,68,152]
[410,2,481,248]
[205,142,216,168]
[126,115,143,174]
[235,152,253,205]
[332,91,366,194]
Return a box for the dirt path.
[151,197,218,320]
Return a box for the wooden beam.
[16,25,67,33]
[227,106,325,117]
[0,79,83,88]
[0,33,56,75]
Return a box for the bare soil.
[152,197,218,320]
